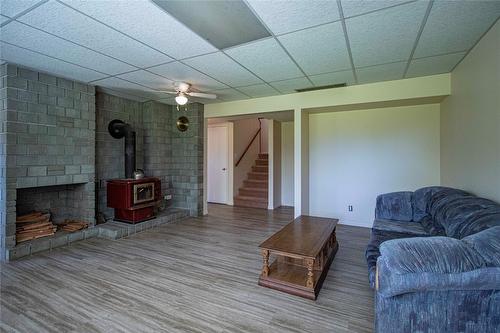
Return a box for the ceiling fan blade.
[187,92,217,99]
[156,90,178,95]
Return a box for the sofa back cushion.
[420,215,446,236]
[412,186,452,221]
[440,198,500,238]
[376,236,499,297]
[375,191,413,221]
[455,210,500,239]
[413,187,469,235]
[428,188,471,221]
[379,236,486,275]
[463,226,500,266]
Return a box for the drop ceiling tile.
[346,1,428,67]
[237,83,279,98]
[356,61,406,84]
[19,1,172,68]
[0,0,42,17]
[340,0,411,18]
[246,0,340,35]
[209,88,248,102]
[269,77,312,94]
[225,38,303,82]
[414,1,500,58]
[309,70,355,86]
[183,52,262,87]
[92,77,172,100]
[406,52,466,78]
[0,21,135,75]
[0,41,106,82]
[278,22,351,75]
[147,61,227,91]
[117,70,173,90]
[97,87,149,103]
[61,0,217,59]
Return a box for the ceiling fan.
[157,82,217,105]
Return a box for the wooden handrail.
[235,128,261,167]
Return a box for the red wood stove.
[107,177,161,223]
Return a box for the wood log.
[59,220,89,232]
[16,213,51,224]
[16,229,55,243]
[16,212,43,222]
[16,222,53,232]
[16,226,54,235]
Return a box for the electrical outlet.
[165,194,172,200]
[348,205,353,212]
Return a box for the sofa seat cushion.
[375,191,413,221]
[365,229,425,288]
[463,226,500,266]
[373,219,428,236]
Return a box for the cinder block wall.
[142,101,173,197]
[95,92,143,219]
[169,104,204,216]
[0,62,96,259]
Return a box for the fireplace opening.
[15,184,94,244]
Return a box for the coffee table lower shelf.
[258,243,338,300]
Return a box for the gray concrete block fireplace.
[0,62,204,261]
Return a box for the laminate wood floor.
[0,204,374,333]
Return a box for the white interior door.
[207,126,229,204]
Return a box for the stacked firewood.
[16,212,56,243]
[58,219,89,232]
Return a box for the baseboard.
[338,219,372,228]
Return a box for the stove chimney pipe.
[108,119,136,179]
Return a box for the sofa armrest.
[375,191,413,221]
[376,236,500,297]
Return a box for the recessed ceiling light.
[152,0,270,49]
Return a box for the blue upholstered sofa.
[365,186,500,332]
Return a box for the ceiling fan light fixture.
[175,92,188,105]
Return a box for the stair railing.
[235,118,262,167]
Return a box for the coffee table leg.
[261,249,270,277]
[305,258,315,288]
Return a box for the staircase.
[234,153,268,209]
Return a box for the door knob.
[222,168,227,171]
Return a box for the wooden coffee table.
[258,215,339,300]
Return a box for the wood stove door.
[133,182,154,204]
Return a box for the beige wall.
[309,104,441,227]
[281,121,294,206]
[440,21,500,202]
